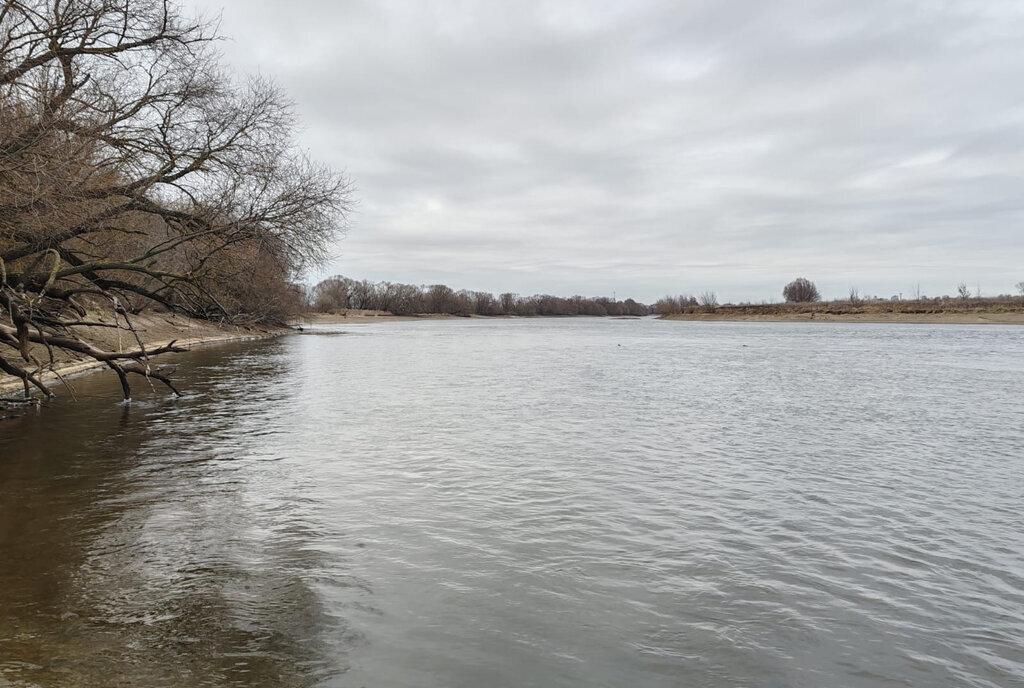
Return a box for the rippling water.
[2,318,1023,687]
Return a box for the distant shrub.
[782,278,821,303]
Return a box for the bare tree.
[848,286,861,306]
[312,276,352,312]
[472,291,497,316]
[698,291,718,313]
[957,282,971,301]
[782,278,820,303]
[499,293,518,314]
[426,284,457,314]
[654,296,680,315]
[1,0,351,398]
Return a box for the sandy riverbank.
[660,311,1024,324]
[1,311,281,397]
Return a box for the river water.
[1,318,1023,687]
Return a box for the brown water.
[2,319,1023,687]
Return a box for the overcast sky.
[185,0,1024,303]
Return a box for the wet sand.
[1,311,278,397]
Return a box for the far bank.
[659,310,1024,325]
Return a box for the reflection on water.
[1,341,356,687]
[2,320,1024,687]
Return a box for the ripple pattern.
[1,319,1023,687]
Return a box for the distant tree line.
[309,276,649,317]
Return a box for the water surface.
[2,318,1023,687]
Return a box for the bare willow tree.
[1,0,350,398]
[698,290,717,313]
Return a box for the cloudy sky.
[185,0,1024,303]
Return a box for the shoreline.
[3,308,501,398]
[290,311,629,325]
[8,307,1022,397]
[290,311,518,325]
[1,312,284,398]
[292,311,462,325]
[299,309,1024,326]
[658,311,1024,325]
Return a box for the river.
[2,318,1023,687]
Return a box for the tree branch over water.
[1,0,351,399]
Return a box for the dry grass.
[660,297,1024,324]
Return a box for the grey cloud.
[186,0,1024,301]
